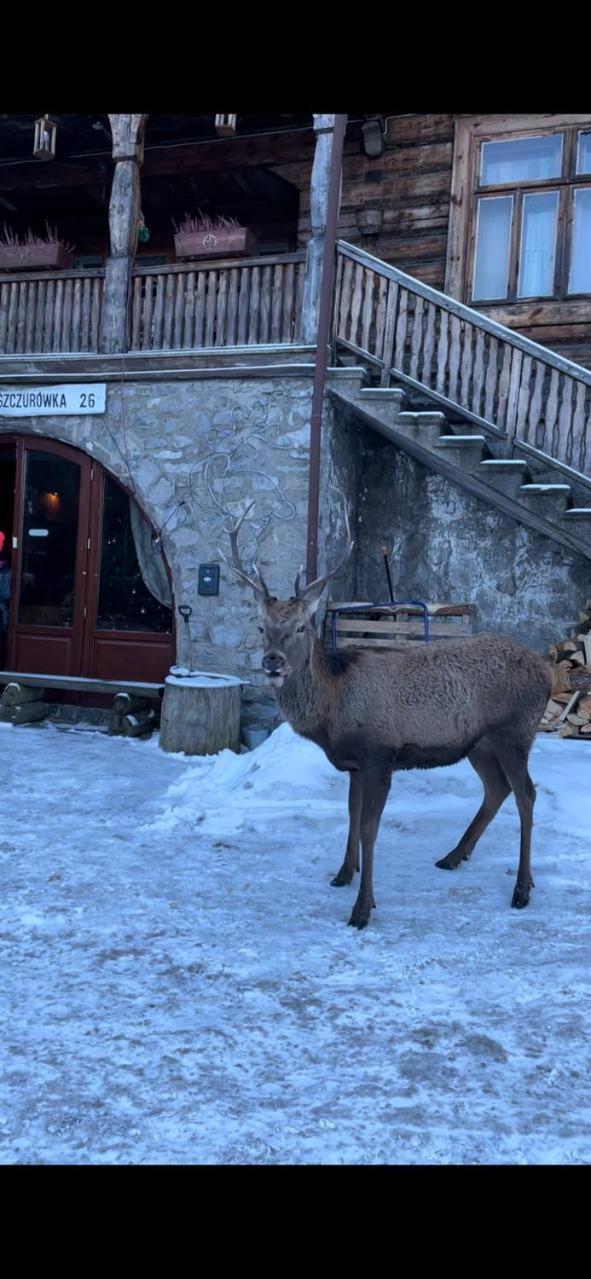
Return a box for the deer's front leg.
[331,770,363,887]
[348,763,391,930]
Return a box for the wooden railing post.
[100,114,147,354]
[299,115,339,345]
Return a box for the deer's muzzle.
[262,650,289,687]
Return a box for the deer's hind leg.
[435,737,511,871]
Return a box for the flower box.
[0,243,74,272]
[174,227,256,262]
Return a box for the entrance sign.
[0,384,106,416]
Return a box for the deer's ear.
[299,581,327,617]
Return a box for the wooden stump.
[159,673,243,755]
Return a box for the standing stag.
[224,525,553,930]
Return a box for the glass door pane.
[18,450,80,627]
[97,476,172,633]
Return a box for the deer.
[222,518,553,931]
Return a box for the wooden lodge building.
[0,112,590,732]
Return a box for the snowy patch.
[1,722,590,1164]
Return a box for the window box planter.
[174,226,256,262]
[0,243,74,272]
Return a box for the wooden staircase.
[330,242,591,563]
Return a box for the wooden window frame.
[445,114,591,305]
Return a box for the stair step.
[437,435,487,445]
[479,458,529,497]
[561,509,591,542]
[392,411,447,448]
[357,388,405,403]
[434,435,488,470]
[355,387,407,426]
[517,484,571,519]
[519,484,571,492]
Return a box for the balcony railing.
[0,251,307,358]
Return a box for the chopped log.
[121,708,156,737]
[112,692,150,714]
[577,695,591,718]
[570,665,591,693]
[579,723,591,735]
[570,650,586,666]
[159,675,242,755]
[543,698,564,719]
[558,723,578,738]
[583,635,591,665]
[554,641,578,662]
[0,701,49,724]
[551,661,572,694]
[557,691,581,723]
[552,691,574,705]
[2,682,45,706]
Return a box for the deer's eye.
[257,626,264,634]
[296,625,306,634]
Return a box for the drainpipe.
[305,113,348,584]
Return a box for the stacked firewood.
[540,599,591,738]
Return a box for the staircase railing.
[333,240,591,480]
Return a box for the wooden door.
[8,437,91,676]
[6,437,174,683]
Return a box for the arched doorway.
[0,436,174,682]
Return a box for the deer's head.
[221,523,354,689]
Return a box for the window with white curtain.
[471,127,591,302]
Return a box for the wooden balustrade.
[129,253,306,352]
[0,270,104,355]
[334,240,591,479]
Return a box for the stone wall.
[354,428,591,655]
[0,373,316,724]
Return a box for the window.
[470,126,591,302]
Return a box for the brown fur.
[234,545,553,930]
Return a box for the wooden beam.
[299,115,339,345]
[100,114,147,354]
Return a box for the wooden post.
[100,114,147,354]
[299,114,338,345]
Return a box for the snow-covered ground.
[1,719,590,1165]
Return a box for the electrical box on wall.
[198,563,220,596]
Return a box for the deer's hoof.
[347,897,375,928]
[331,872,353,887]
[435,851,467,870]
[511,878,534,909]
[348,913,369,930]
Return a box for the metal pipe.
[381,544,395,604]
[305,113,348,584]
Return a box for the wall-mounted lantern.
[361,117,386,158]
[33,115,57,161]
[214,114,237,136]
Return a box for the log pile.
[0,682,49,724]
[540,599,591,739]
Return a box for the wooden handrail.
[336,240,591,385]
[334,240,591,480]
[132,251,305,276]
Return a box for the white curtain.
[518,191,558,297]
[472,197,512,300]
[129,499,172,608]
[569,188,591,293]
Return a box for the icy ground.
[1,719,590,1165]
